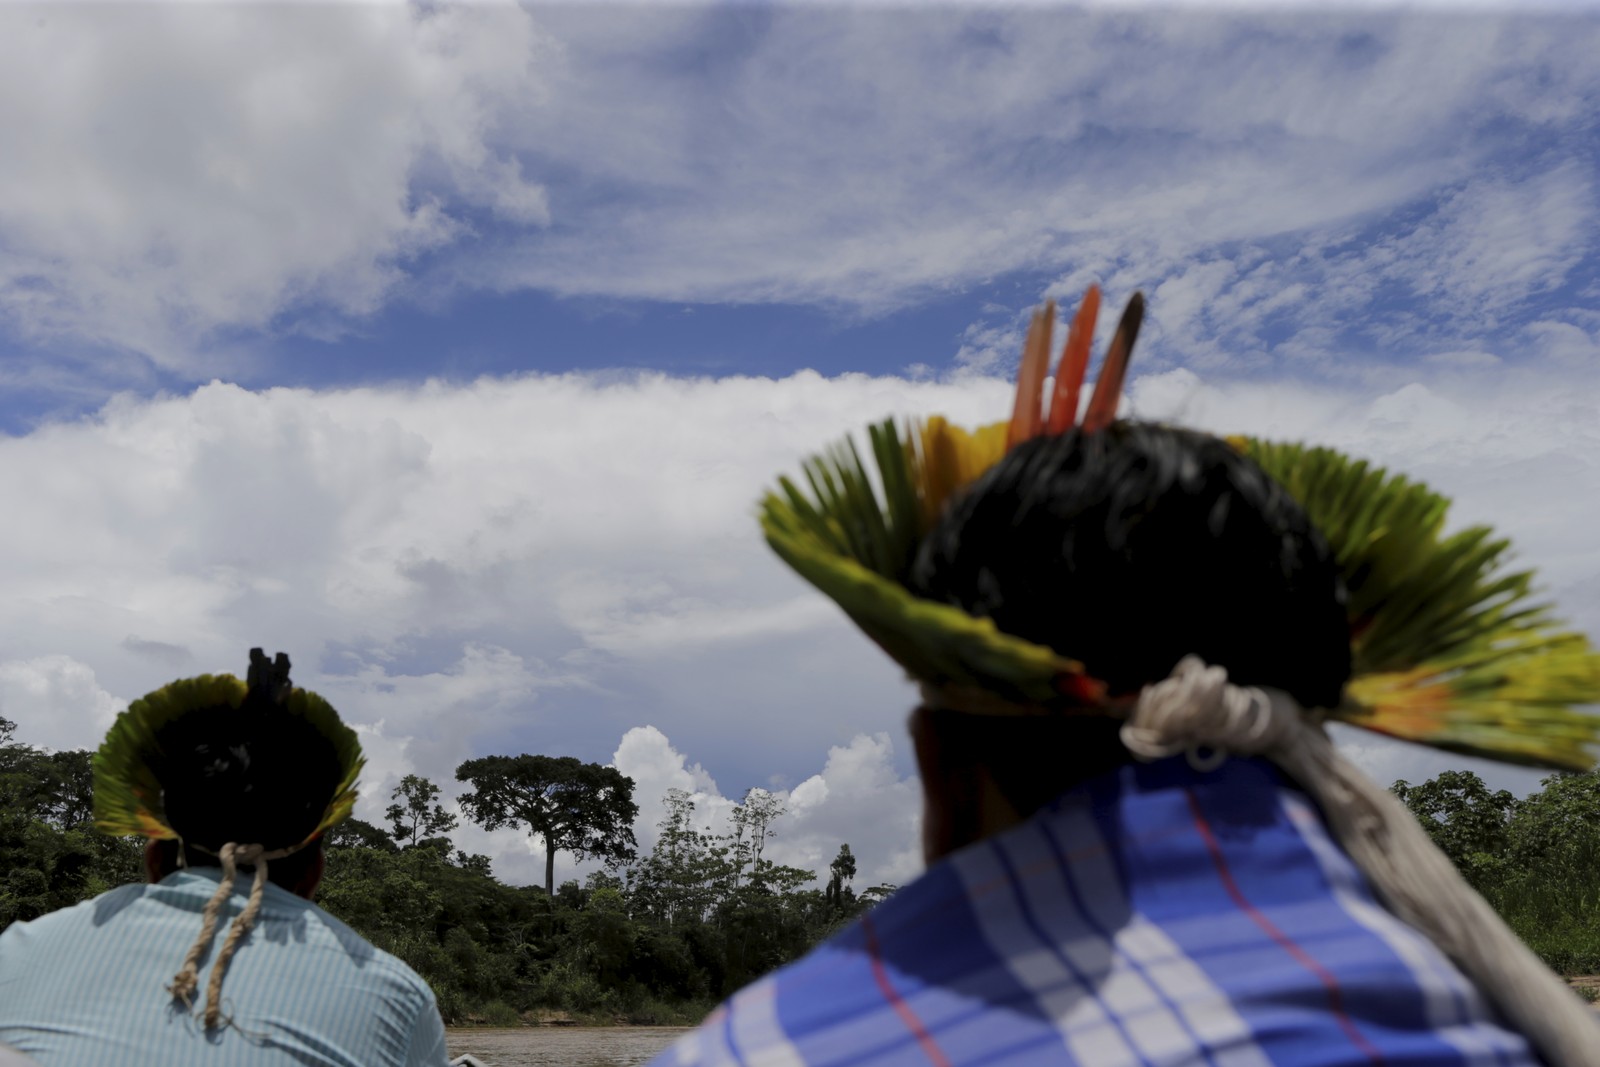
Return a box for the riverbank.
[450,1002,714,1028]
[446,1026,689,1067]
[1567,976,1600,1005]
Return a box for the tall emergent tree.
[456,754,639,897]
[385,774,459,849]
[826,843,856,910]
[633,788,723,928]
[729,787,785,886]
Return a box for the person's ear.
[292,845,326,901]
[909,708,991,863]
[144,839,168,884]
[910,707,1027,861]
[908,709,948,863]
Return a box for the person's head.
[136,653,346,898]
[905,421,1351,858]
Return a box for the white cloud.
[1528,319,1600,365]
[1031,161,1597,383]
[0,655,126,754]
[1,365,1599,882]
[0,1,547,366]
[609,725,921,890]
[770,732,923,886]
[1402,164,1594,316]
[0,370,1013,816]
[5,6,1599,376]
[473,8,1600,323]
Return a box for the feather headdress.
[94,648,363,847]
[760,287,1600,772]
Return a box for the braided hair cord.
[166,840,297,1031]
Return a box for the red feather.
[1045,286,1100,434]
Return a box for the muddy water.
[446,1027,688,1067]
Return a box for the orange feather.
[1006,302,1054,450]
[1080,292,1145,434]
[1045,285,1101,434]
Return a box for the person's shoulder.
[0,882,149,949]
[293,898,440,1004]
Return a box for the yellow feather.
[912,417,1009,530]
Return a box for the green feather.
[94,674,365,845]
[1239,438,1600,770]
[760,420,1091,706]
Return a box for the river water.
[446,1027,688,1067]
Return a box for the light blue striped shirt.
[0,868,450,1066]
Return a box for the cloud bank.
[2,361,1597,883]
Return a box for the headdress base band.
[917,682,1117,718]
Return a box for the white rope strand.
[167,840,296,1031]
[1125,656,1600,1067]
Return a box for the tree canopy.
[387,773,460,848]
[1393,768,1600,975]
[457,754,640,897]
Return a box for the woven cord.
[166,841,296,1031]
[1124,656,1600,1067]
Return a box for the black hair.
[909,422,1351,710]
[150,651,341,887]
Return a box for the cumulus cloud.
[0,371,1013,812]
[610,725,921,889]
[422,723,923,891]
[1,365,1597,879]
[0,655,126,754]
[0,1,547,367]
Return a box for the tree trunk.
[544,835,555,898]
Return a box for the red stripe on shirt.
[1185,787,1386,1067]
[861,914,952,1067]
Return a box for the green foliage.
[826,843,857,910]
[0,726,144,927]
[1394,768,1600,974]
[328,816,399,852]
[1241,439,1600,770]
[1391,771,1515,888]
[386,774,459,849]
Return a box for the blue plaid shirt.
[656,756,1546,1067]
[0,868,449,1067]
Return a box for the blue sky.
[2,1,1600,887]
